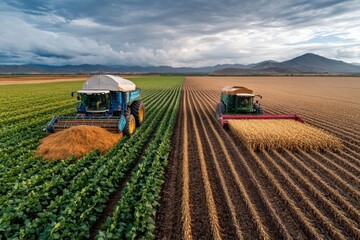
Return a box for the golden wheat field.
[228,119,343,150]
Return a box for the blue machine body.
[45,88,141,134]
[77,88,141,116]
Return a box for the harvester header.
[216,86,304,127]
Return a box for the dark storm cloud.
[4,0,352,28]
[0,0,359,66]
[32,49,74,60]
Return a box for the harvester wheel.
[131,101,145,127]
[216,102,225,119]
[124,114,136,136]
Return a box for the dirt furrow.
[188,88,243,239]
[182,85,213,239]
[181,87,193,240]
[282,150,360,220]
[186,86,222,240]
[269,151,359,238]
[155,91,185,239]
[310,151,360,189]
[296,150,360,202]
[324,150,360,176]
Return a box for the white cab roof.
[221,86,253,95]
[82,75,136,92]
[236,93,255,97]
[78,90,110,94]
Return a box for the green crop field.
[0,76,183,239]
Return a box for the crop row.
[0,86,175,195]
[0,76,183,238]
[96,81,181,239]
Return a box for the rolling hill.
[212,53,360,75]
[1,53,359,75]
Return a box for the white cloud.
[0,0,360,66]
[0,15,126,65]
[70,18,103,28]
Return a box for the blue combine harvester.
[45,75,145,136]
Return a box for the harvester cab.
[45,75,145,136]
[222,92,263,115]
[75,90,111,113]
[217,86,304,127]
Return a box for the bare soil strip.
[156,76,360,239]
[0,74,154,85]
[0,75,89,85]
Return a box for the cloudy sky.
[0,0,359,67]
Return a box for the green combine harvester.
[216,86,304,127]
[45,75,145,136]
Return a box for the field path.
[156,76,360,239]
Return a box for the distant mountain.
[250,60,279,69]
[1,53,359,75]
[0,63,247,75]
[282,53,360,73]
[212,53,360,75]
[211,66,300,75]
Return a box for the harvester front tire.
[131,101,145,127]
[124,114,136,136]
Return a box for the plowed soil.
[156,76,360,239]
